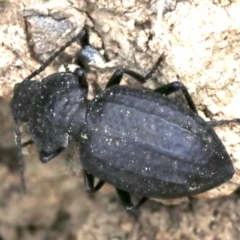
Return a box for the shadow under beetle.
[11,29,240,215]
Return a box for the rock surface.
[1,0,240,239]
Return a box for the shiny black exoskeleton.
[11,29,239,215]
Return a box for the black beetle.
[11,29,240,215]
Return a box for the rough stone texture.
[1,0,240,239]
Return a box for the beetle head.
[27,70,88,155]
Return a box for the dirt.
[1,0,240,239]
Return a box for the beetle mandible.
[10,29,240,215]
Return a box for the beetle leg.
[106,69,146,88]
[207,118,240,127]
[79,26,90,48]
[73,68,89,92]
[116,188,148,216]
[136,196,148,209]
[105,54,165,88]
[116,188,138,215]
[154,81,198,113]
[21,139,34,148]
[83,170,105,192]
[39,148,65,163]
[187,196,196,213]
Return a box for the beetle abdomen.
[80,86,234,198]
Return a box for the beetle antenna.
[24,30,86,81]
[13,118,27,194]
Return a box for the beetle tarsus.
[207,118,240,127]
[116,188,147,217]
[84,170,105,193]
